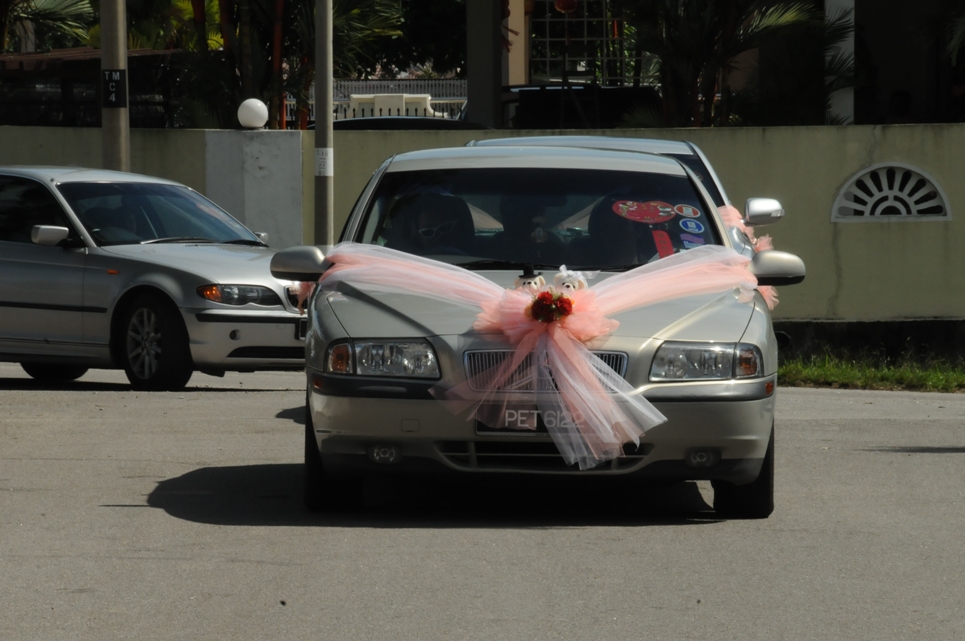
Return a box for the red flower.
[528,290,574,323]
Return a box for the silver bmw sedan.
[0,167,305,390]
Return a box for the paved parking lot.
[1,362,964,640]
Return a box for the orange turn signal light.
[197,285,222,302]
[327,343,352,374]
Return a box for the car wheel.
[20,363,89,382]
[712,425,775,519]
[304,395,363,512]
[119,294,193,391]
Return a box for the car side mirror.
[744,198,784,226]
[255,232,269,244]
[270,245,327,281]
[749,250,805,286]
[31,225,70,246]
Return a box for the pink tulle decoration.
[758,286,779,310]
[717,204,756,243]
[295,282,316,314]
[315,243,763,470]
[717,207,780,310]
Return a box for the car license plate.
[475,408,581,435]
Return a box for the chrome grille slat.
[464,350,628,392]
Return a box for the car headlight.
[649,342,763,381]
[326,340,440,379]
[197,284,283,306]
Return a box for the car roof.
[469,135,696,156]
[385,145,688,175]
[0,166,183,186]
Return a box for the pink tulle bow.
[315,242,762,470]
[717,206,781,311]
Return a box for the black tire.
[712,425,775,519]
[118,294,193,391]
[20,363,89,382]
[304,396,363,512]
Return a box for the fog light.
[685,448,720,468]
[369,444,400,465]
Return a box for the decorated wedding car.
[271,144,805,518]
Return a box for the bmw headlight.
[325,340,440,379]
[197,284,283,306]
[650,342,763,381]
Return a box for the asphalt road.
[1,362,964,640]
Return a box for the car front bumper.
[308,372,776,484]
[183,309,306,371]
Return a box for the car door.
[0,175,89,355]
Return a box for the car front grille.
[436,440,653,472]
[463,350,628,392]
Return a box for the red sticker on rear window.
[612,200,676,224]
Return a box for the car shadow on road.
[145,463,719,528]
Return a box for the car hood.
[100,243,280,283]
[324,271,755,343]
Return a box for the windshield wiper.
[567,264,641,272]
[456,259,561,271]
[222,239,268,246]
[142,237,215,244]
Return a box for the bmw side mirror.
[744,198,784,226]
[270,245,327,281]
[31,225,70,246]
[255,232,269,244]
[749,250,805,286]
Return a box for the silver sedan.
[0,167,305,390]
[272,145,805,518]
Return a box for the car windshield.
[355,167,721,270]
[57,182,259,247]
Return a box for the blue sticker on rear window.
[679,219,705,234]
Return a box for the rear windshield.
[354,167,721,270]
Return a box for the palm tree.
[171,0,401,128]
[0,0,92,52]
[615,0,817,126]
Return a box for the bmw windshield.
[57,182,260,247]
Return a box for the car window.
[56,182,258,246]
[0,176,74,244]
[356,167,721,270]
[666,154,724,206]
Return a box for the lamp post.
[313,0,334,246]
[100,0,130,171]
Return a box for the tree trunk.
[218,0,235,52]
[239,0,254,98]
[190,0,208,52]
[269,0,286,129]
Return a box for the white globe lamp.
[237,98,269,129]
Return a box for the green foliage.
[779,350,965,393]
[614,0,819,126]
[0,0,93,52]
[373,0,465,77]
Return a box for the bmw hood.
[101,243,285,284]
[323,270,756,344]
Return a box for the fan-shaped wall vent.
[832,163,951,222]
